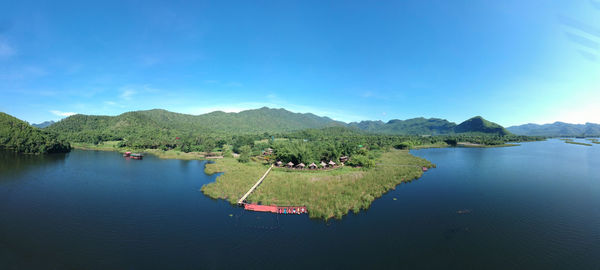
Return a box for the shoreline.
[71,142,216,160]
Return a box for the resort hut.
[296,163,306,169]
[286,162,294,168]
[328,160,336,167]
[308,162,318,169]
[320,161,327,168]
[340,156,349,163]
[276,161,283,167]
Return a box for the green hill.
[0,112,71,154]
[349,118,456,135]
[454,116,511,135]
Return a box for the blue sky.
[1,0,599,126]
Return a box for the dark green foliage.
[507,122,600,137]
[0,112,71,154]
[345,154,375,168]
[238,145,251,163]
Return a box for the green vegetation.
[0,112,71,154]
[203,149,433,219]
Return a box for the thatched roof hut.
[320,161,327,167]
[328,160,336,167]
[296,163,306,169]
[286,162,294,168]
[276,161,283,167]
[340,156,348,163]
[309,162,317,169]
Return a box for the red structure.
[243,203,307,215]
[422,167,428,172]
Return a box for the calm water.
[1,139,599,269]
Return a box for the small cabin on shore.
[328,160,336,167]
[276,161,283,167]
[308,162,317,169]
[320,161,327,168]
[286,162,294,168]
[296,163,306,169]
[340,156,348,163]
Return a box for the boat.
[422,167,428,172]
[243,203,307,215]
[123,151,131,157]
[130,153,143,160]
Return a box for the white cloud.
[118,84,160,101]
[50,110,77,117]
[120,89,136,100]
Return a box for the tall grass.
[202,149,434,220]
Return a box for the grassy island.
[202,149,433,220]
[562,139,593,146]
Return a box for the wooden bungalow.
[296,163,306,169]
[308,162,318,169]
[276,161,283,167]
[340,156,349,163]
[328,160,336,167]
[286,162,294,168]
[320,161,327,168]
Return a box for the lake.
[1,139,599,269]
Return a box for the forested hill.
[47,107,346,143]
[507,122,600,137]
[0,112,71,154]
[348,118,456,135]
[454,116,511,135]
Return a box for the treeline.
[0,113,71,154]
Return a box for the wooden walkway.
[237,164,274,205]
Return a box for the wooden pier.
[237,164,273,205]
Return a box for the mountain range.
[507,122,600,137]
[42,107,510,137]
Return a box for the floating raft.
[124,152,143,160]
[243,203,307,215]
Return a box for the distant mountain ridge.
[348,117,457,135]
[507,122,600,137]
[32,120,56,128]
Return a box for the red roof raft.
[243,203,307,215]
